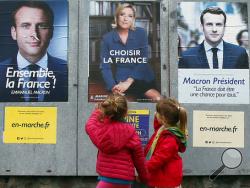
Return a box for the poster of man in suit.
[178,2,249,104]
[0,1,68,102]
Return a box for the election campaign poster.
[125,109,150,145]
[88,1,161,102]
[0,1,68,102]
[193,111,244,148]
[177,2,249,104]
[3,106,57,144]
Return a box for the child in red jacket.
[86,94,148,188]
[144,98,188,188]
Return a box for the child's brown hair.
[100,94,128,121]
[156,98,187,133]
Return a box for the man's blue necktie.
[211,48,219,69]
[28,64,39,102]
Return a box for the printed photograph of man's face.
[0,1,68,102]
[178,2,249,69]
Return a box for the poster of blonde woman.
[88,1,161,102]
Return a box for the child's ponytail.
[99,94,128,121]
[178,106,188,137]
[156,98,188,138]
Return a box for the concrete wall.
[0,176,250,188]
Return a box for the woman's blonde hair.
[100,94,128,121]
[111,3,136,30]
[156,98,187,134]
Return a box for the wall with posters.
[78,0,169,176]
[170,0,250,176]
[0,0,249,184]
[0,0,78,175]
[80,0,250,178]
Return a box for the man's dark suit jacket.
[0,54,68,102]
[178,41,249,69]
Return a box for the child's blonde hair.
[156,98,187,133]
[100,94,128,121]
[111,3,136,30]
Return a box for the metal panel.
[78,0,96,176]
[77,0,169,175]
[170,0,250,175]
[0,0,78,175]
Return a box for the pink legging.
[154,186,182,188]
[96,181,131,188]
